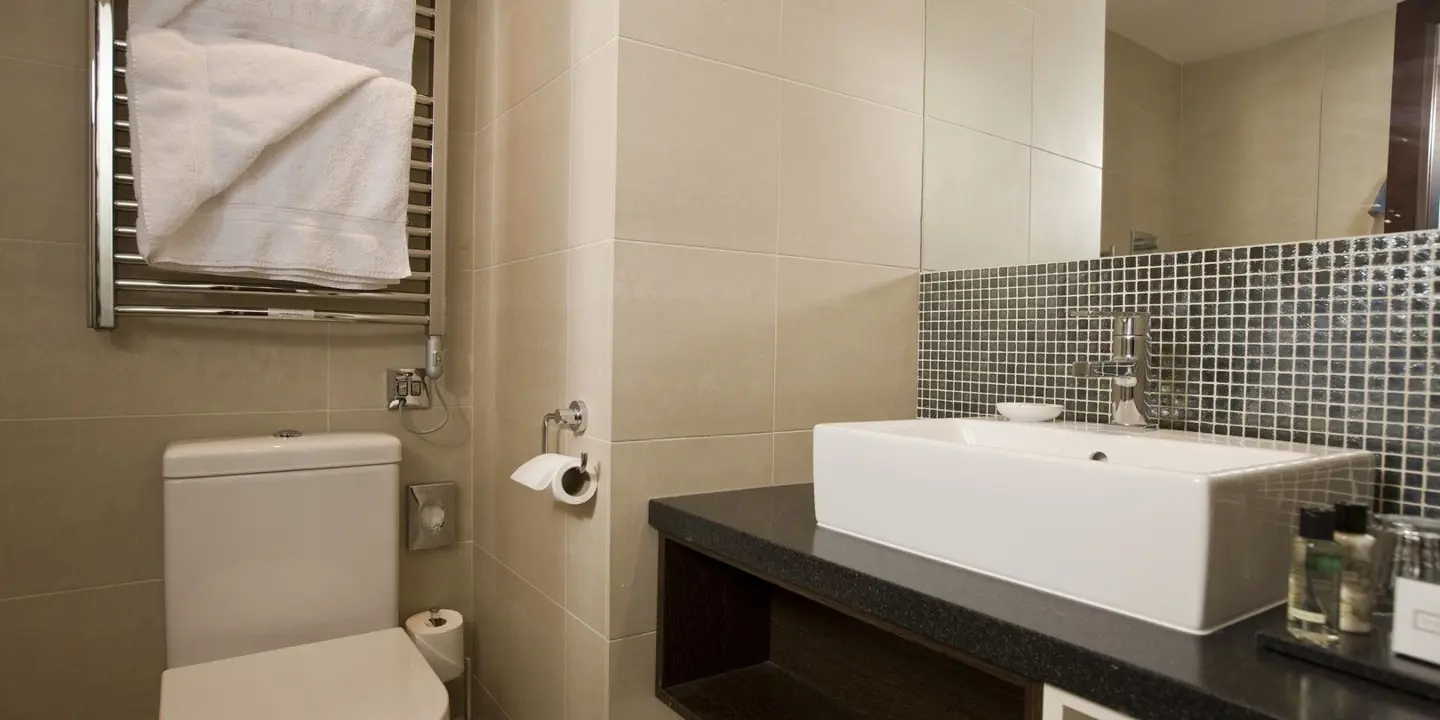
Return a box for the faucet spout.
[1072,359,1136,378]
[1067,310,1155,428]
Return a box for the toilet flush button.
[407,482,457,551]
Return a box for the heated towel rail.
[87,0,451,340]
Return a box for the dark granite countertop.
[649,484,1440,720]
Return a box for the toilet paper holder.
[540,400,587,454]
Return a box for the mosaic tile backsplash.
[918,233,1439,516]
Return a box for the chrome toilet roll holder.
[540,400,599,490]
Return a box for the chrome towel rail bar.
[89,0,450,339]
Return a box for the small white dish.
[995,403,1063,422]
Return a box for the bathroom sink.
[812,418,1374,634]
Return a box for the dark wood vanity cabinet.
[655,537,1042,720]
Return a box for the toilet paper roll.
[511,453,597,506]
[404,609,465,682]
[553,465,598,506]
[510,453,580,491]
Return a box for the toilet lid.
[160,628,448,720]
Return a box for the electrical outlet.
[386,367,430,410]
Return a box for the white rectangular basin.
[813,418,1374,634]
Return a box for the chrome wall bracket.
[540,400,587,454]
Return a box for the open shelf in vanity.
[655,538,1041,720]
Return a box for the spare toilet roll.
[405,609,465,682]
[510,453,598,506]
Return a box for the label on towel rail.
[267,308,316,320]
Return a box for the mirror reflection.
[1103,0,1417,255]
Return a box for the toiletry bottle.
[1334,503,1375,634]
[1288,507,1343,644]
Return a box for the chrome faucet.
[1069,309,1154,428]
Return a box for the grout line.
[612,236,922,272]
[620,37,923,117]
[0,578,162,605]
[0,52,87,73]
[772,0,785,486]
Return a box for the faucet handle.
[1068,308,1149,336]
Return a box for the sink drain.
[1089,451,1108,461]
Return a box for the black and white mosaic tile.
[918,233,1439,516]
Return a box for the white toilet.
[157,432,448,720]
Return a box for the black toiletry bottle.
[1287,507,1342,644]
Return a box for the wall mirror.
[1103,0,1433,256]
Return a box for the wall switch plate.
[387,367,430,409]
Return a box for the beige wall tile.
[328,272,473,410]
[778,83,922,268]
[475,0,502,129]
[773,430,815,485]
[1100,169,1132,255]
[473,269,497,411]
[0,412,326,600]
[612,242,777,441]
[471,676,510,720]
[494,254,568,421]
[774,259,917,430]
[475,551,566,720]
[0,0,88,68]
[563,436,611,634]
[574,0,619,62]
[1178,33,1323,248]
[329,407,475,541]
[449,0,481,134]
[780,0,926,112]
[0,242,330,419]
[565,613,609,720]
[480,413,569,601]
[474,124,498,269]
[0,59,87,245]
[618,0,782,73]
[567,243,615,442]
[497,73,573,263]
[925,0,1033,144]
[1106,32,1182,123]
[496,0,573,112]
[0,581,164,720]
[399,542,474,625]
[471,411,499,555]
[1318,8,1395,239]
[609,434,773,637]
[571,42,619,250]
[1030,150,1103,263]
[616,41,781,253]
[448,133,478,271]
[1032,13,1104,166]
[921,119,1031,271]
[609,632,681,720]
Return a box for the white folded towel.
[127,0,417,290]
